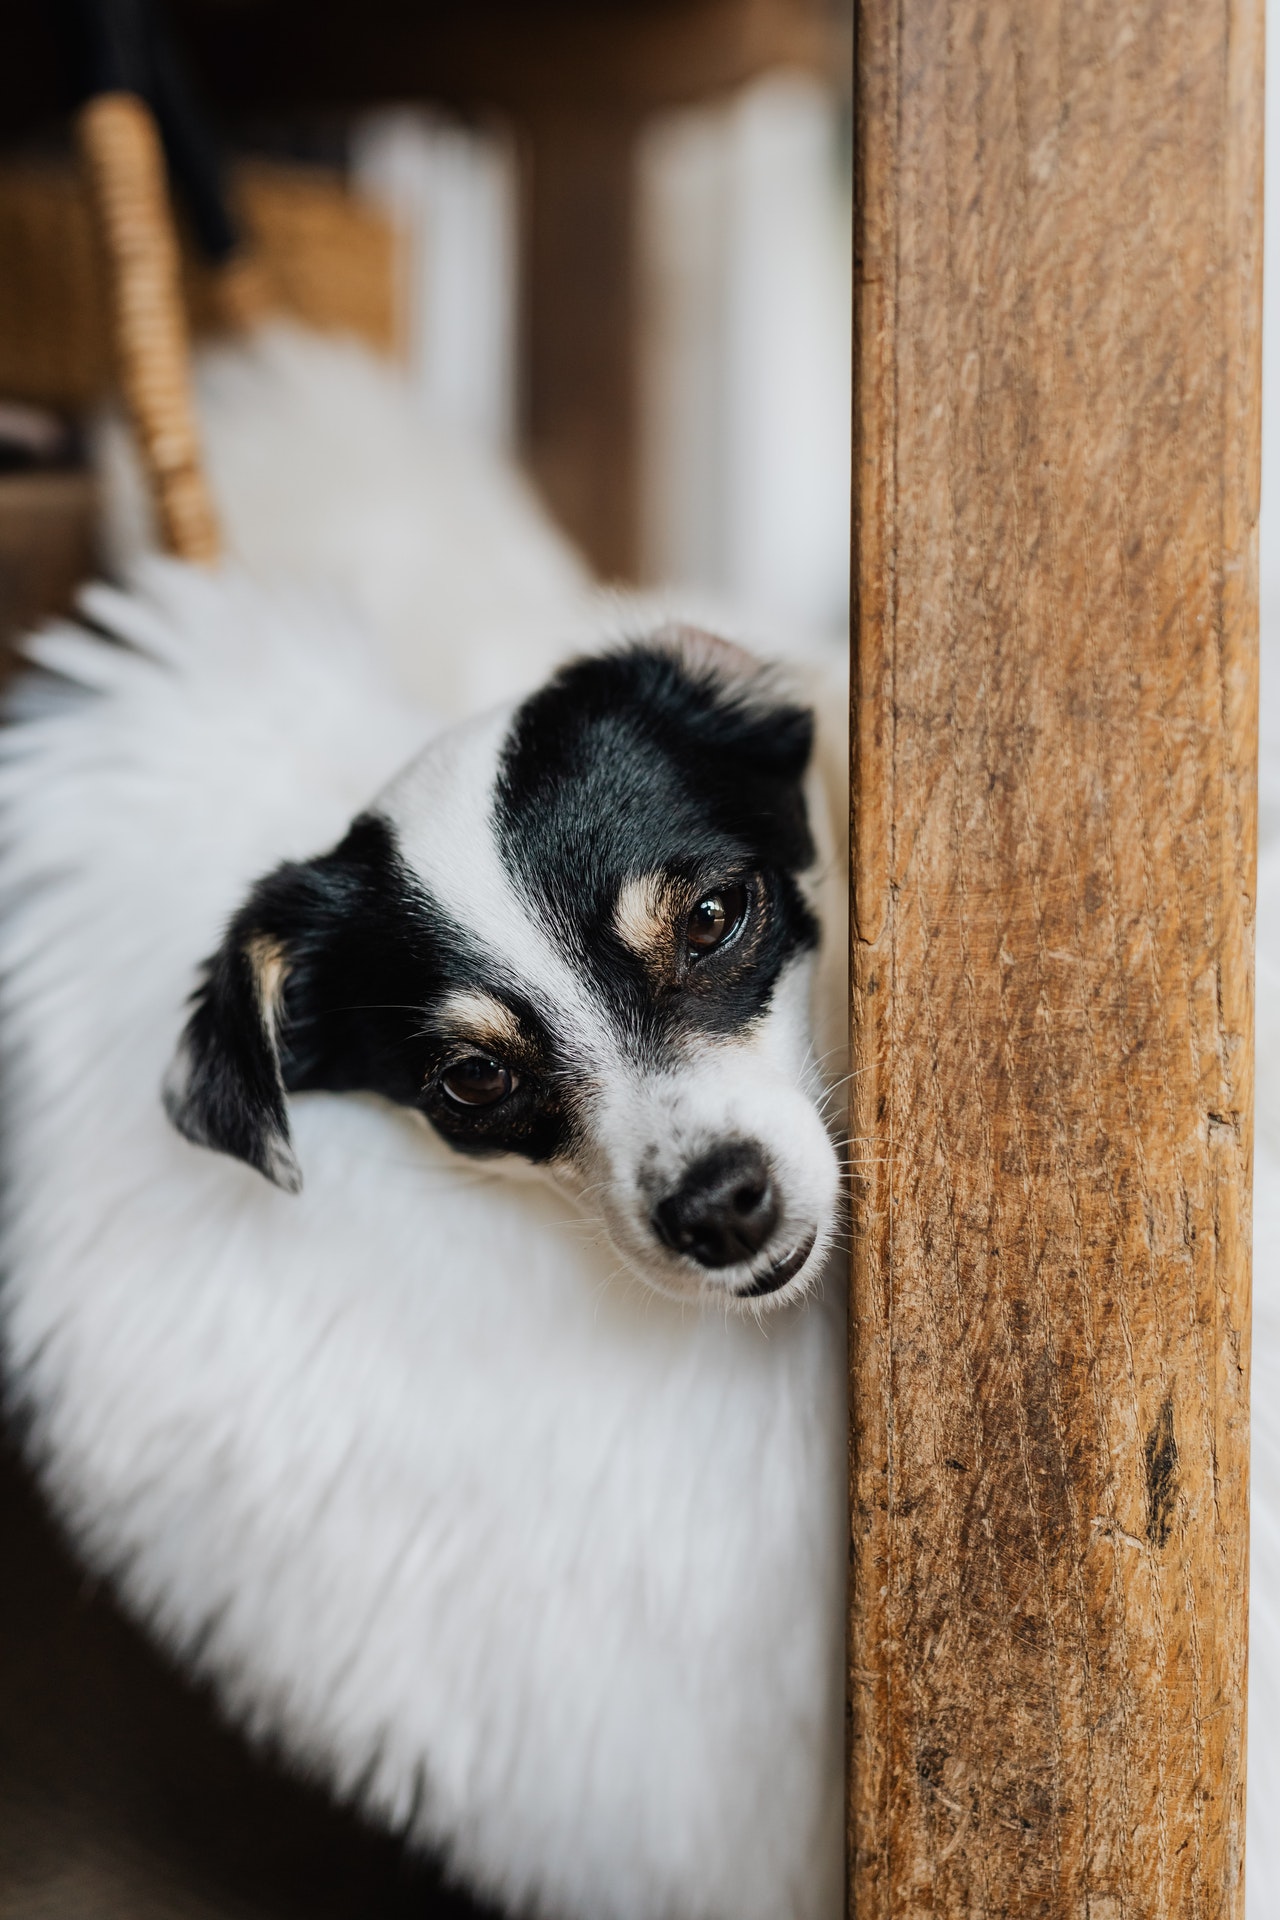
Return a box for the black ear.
[164,812,443,1188]
[163,898,304,1193]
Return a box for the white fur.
[0,560,845,1920]
[574,962,839,1305]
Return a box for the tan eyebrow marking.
[614,873,680,969]
[435,988,523,1052]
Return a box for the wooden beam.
[169,0,840,118]
[0,0,843,139]
[848,1,1262,1913]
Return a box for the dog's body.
[0,561,848,1920]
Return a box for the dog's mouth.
[739,1230,818,1300]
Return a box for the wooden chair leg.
[77,92,220,564]
[517,108,641,580]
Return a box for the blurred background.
[0,0,851,655]
[0,3,851,1916]
[355,77,850,636]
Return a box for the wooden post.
[848,2,1262,1914]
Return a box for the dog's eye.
[439,1055,516,1108]
[686,885,747,956]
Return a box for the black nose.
[651,1143,780,1269]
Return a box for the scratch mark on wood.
[1144,1395,1179,1550]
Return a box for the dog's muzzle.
[650,1141,787,1273]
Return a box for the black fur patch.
[166,814,572,1183]
[164,932,297,1188]
[494,644,819,1053]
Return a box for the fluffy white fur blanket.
[0,562,846,1920]
[1,326,1272,1911]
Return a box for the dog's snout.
[651,1143,779,1269]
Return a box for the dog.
[163,626,844,1311]
[0,565,848,1920]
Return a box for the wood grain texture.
[848,2,1262,1914]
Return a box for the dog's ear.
[163,889,305,1193]
[166,813,441,1188]
[647,623,815,784]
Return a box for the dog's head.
[164,630,842,1309]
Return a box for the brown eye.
[439,1055,515,1108]
[686,885,747,956]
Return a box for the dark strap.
[55,0,241,266]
